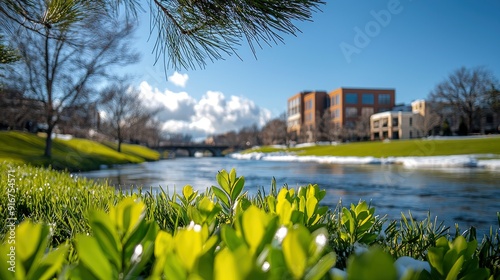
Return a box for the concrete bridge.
[153,144,231,158]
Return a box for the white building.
[370,111,421,140]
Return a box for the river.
[80,157,500,236]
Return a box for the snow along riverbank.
[229,152,500,170]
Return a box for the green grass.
[101,141,160,161]
[0,131,159,171]
[245,137,500,157]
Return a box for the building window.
[393,131,399,139]
[373,120,379,128]
[382,118,388,127]
[345,93,358,104]
[331,95,340,106]
[345,107,358,118]
[361,107,374,117]
[409,131,413,138]
[392,117,399,126]
[305,99,313,110]
[378,94,391,105]
[288,98,300,115]
[409,117,413,126]
[362,93,374,105]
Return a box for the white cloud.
[167,71,189,88]
[138,81,271,139]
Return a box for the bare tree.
[99,84,159,152]
[355,110,372,141]
[238,124,261,148]
[261,115,287,145]
[3,5,139,157]
[429,66,498,134]
[414,110,441,137]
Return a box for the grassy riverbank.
[0,131,159,171]
[244,136,500,157]
[0,163,498,279]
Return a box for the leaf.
[196,196,222,225]
[231,177,245,202]
[221,226,245,251]
[277,198,293,225]
[354,201,369,215]
[124,222,159,279]
[306,196,318,220]
[211,186,229,208]
[75,235,114,280]
[88,210,121,269]
[304,252,336,280]
[155,231,174,257]
[427,247,446,276]
[241,206,266,253]
[282,225,310,279]
[347,247,397,280]
[109,198,146,240]
[164,253,187,279]
[317,189,327,201]
[183,185,195,202]
[16,222,49,272]
[445,256,464,280]
[28,244,69,280]
[267,196,277,213]
[229,168,237,186]
[216,170,231,194]
[174,228,204,271]
[214,248,242,280]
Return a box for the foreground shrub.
[0,164,499,279]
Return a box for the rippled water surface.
[80,157,500,236]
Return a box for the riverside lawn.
[0,164,498,279]
[241,136,500,158]
[0,131,159,172]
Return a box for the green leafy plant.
[327,201,385,269]
[70,197,158,279]
[339,201,380,245]
[211,168,246,219]
[151,225,218,279]
[345,247,397,280]
[425,236,491,279]
[476,214,500,278]
[1,165,500,279]
[0,221,69,280]
[266,184,329,230]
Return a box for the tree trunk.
[44,125,54,157]
[118,139,122,153]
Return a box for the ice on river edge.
[229,152,500,170]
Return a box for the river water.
[80,157,500,236]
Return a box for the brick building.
[287,88,396,141]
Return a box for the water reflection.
[80,157,500,236]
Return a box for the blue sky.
[122,0,500,138]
